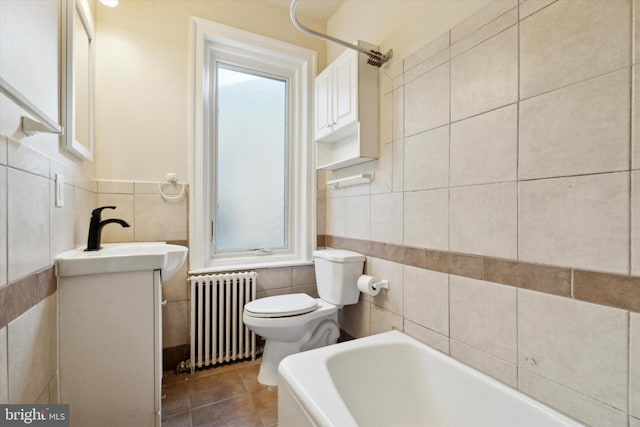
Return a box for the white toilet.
[242,249,365,386]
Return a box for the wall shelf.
[314,42,379,170]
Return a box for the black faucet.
[85,206,131,251]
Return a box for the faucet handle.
[91,206,117,218]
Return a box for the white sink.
[56,242,188,280]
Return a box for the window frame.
[212,63,290,256]
[189,17,316,272]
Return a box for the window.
[215,66,287,252]
[190,18,316,271]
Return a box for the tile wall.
[0,135,97,404]
[321,0,640,425]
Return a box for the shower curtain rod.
[289,0,393,67]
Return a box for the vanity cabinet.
[58,269,163,427]
[315,42,379,170]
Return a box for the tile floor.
[161,358,277,427]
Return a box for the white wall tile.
[519,69,629,180]
[134,194,187,242]
[404,63,449,137]
[50,182,75,260]
[316,196,326,235]
[403,189,449,251]
[381,92,392,144]
[326,196,345,237]
[449,276,517,363]
[0,327,7,403]
[391,141,403,193]
[450,104,517,187]
[162,262,188,302]
[450,339,517,387]
[403,125,449,191]
[73,187,97,248]
[255,267,292,291]
[370,305,403,335]
[404,49,449,84]
[8,299,51,403]
[345,196,370,240]
[520,0,631,99]
[162,300,188,347]
[450,182,517,258]
[0,135,7,165]
[451,26,518,121]
[518,369,627,427]
[0,166,6,287]
[403,320,449,354]
[382,60,403,95]
[633,0,640,64]
[631,312,640,418]
[7,139,49,178]
[451,0,517,43]
[338,299,370,339]
[451,9,517,58]
[98,180,134,194]
[370,143,393,195]
[134,181,161,194]
[392,87,404,141]
[370,193,403,245]
[519,0,558,20]
[405,31,449,72]
[518,289,628,410]
[369,258,403,315]
[8,168,50,281]
[403,266,448,335]
[519,173,629,274]
[633,66,640,170]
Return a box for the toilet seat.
[244,293,318,318]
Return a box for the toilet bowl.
[242,249,365,386]
[243,294,340,385]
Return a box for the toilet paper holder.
[357,274,390,296]
[372,279,389,291]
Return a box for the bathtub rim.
[277,330,585,427]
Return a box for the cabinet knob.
[161,300,167,306]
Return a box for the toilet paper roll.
[357,275,381,296]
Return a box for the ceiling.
[262,0,345,23]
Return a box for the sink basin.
[56,242,188,280]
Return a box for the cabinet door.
[332,50,358,131]
[315,67,333,140]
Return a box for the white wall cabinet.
[315,42,379,170]
[58,270,163,427]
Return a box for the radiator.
[189,272,257,371]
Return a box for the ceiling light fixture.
[99,0,119,7]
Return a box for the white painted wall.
[95,0,327,182]
[326,0,491,64]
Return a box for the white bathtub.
[278,330,584,427]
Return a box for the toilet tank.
[313,249,365,306]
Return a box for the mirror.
[62,0,95,161]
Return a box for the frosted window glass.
[216,66,287,252]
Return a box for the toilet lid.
[244,293,318,318]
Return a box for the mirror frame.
[61,0,95,161]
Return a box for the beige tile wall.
[322,0,640,425]
[0,134,97,404]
